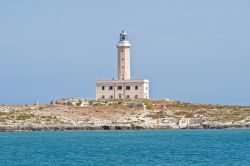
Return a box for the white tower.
[117,30,131,80]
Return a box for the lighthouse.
[117,30,131,80]
[96,31,149,100]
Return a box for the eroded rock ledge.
[0,122,249,132]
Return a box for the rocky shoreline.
[0,99,250,132]
[0,121,249,132]
[1,126,250,132]
[0,125,143,132]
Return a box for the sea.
[0,129,249,166]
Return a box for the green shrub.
[129,102,143,108]
[76,101,82,106]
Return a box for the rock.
[50,98,91,106]
[178,118,202,129]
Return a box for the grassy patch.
[16,114,35,120]
[0,112,8,116]
[144,102,152,110]
[148,111,166,119]
[174,110,194,118]
[0,118,6,123]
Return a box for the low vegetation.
[0,100,249,129]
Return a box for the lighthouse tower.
[96,30,149,100]
[117,30,131,80]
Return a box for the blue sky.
[0,0,249,105]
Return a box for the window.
[109,86,113,90]
[146,86,148,90]
[117,86,122,90]
[102,86,105,90]
[101,95,105,99]
[118,94,122,99]
[135,86,138,90]
[126,95,130,99]
[122,66,124,69]
[110,95,113,99]
[135,95,138,99]
[126,86,130,90]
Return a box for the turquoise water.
[0,130,250,166]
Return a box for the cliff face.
[0,100,250,131]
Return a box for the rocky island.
[0,99,250,132]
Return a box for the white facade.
[96,80,149,100]
[96,31,149,100]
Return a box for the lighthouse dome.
[117,30,131,47]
